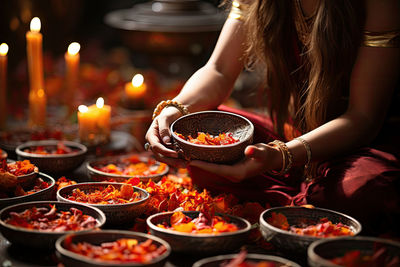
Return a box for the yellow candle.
[95,97,111,141]
[0,43,8,129]
[125,74,147,100]
[26,17,46,127]
[65,42,80,110]
[77,97,111,145]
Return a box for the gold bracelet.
[152,100,189,120]
[294,137,312,168]
[268,140,293,175]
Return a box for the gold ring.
[144,142,151,151]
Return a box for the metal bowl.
[86,153,169,183]
[0,172,55,210]
[147,211,251,254]
[193,253,302,267]
[0,200,106,250]
[308,236,400,267]
[259,206,362,254]
[56,230,171,267]
[57,182,149,225]
[170,111,254,163]
[16,140,87,174]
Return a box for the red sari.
[188,105,400,236]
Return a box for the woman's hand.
[145,107,188,168]
[189,143,283,182]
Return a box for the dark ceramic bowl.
[170,111,254,163]
[259,206,362,254]
[57,182,149,225]
[56,230,171,267]
[86,153,169,183]
[0,200,106,250]
[16,140,87,174]
[193,253,302,267]
[308,236,400,267]
[0,172,55,210]
[147,211,251,254]
[1,160,39,190]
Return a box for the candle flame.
[37,89,45,97]
[78,105,88,113]
[67,42,80,56]
[0,43,8,56]
[96,97,104,108]
[131,74,144,87]
[30,17,41,32]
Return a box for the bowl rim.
[15,140,87,158]
[0,200,106,235]
[170,110,254,149]
[86,153,169,179]
[192,253,302,267]
[0,172,55,202]
[307,236,400,267]
[55,229,171,266]
[259,206,362,240]
[146,210,252,238]
[56,182,150,208]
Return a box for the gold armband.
[229,0,246,21]
[268,140,293,176]
[363,30,400,48]
[152,100,189,120]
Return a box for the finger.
[157,117,173,146]
[146,120,179,158]
[189,160,246,183]
[153,152,188,168]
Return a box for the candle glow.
[0,43,9,56]
[96,97,104,108]
[78,105,88,113]
[30,17,41,32]
[67,42,80,56]
[132,74,144,87]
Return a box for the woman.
[145,0,400,235]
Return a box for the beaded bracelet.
[268,140,293,176]
[152,100,189,120]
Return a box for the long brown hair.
[243,0,364,136]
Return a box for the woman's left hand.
[188,143,282,182]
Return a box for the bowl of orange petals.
[170,111,254,163]
[16,140,87,174]
[57,182,149,225]
[0,200,106,250]
[0,159,39,191]
[0,172,55,210]
[193,250,301,267]
[147,210,251,254]
[307,236,400,267]
[56,230,171,267]
[259,206,362,254]
[87,154,169,183]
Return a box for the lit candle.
[65,42,80,111]
[0,43,8,129]
[77,97,111,145]
[125,74,147,100]
[26,17,46,127]
[95,97,111,142]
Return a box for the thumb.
[244,145,267,161]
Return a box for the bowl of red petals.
[0,159,39,193]
[147,210,251,254]
[0,200,106,250]
[86,154,169,183]
[0,172,55,210]
[170,111,254,163]
[308,236,400,267]
[193,250,301,267]
[56,230,171,267]
[57,182,149,225]
[16,140,87,174]
[259,206,362,253]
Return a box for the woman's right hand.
[145,107,188,168]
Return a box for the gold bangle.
[229,0,244,20]
[152,100,189,120]
[268,140,293,175]
[294,137,312,168]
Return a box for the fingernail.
[162,136,170,145]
